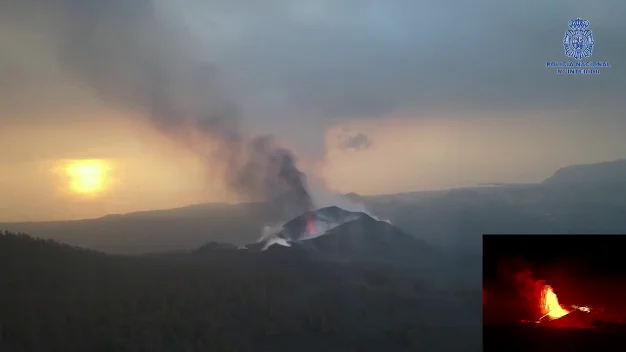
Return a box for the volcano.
[246,206,434,264]
[281,206,371,241]
[248,206,372,250]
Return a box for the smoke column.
[52,2,315,217]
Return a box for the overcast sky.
[1,0,625,221]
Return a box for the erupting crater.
[521,284,596,327]
[251,206,378,250]
[539,285,571,320]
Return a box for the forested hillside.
[0,232,480,352]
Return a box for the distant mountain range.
[542,159,626,185]
[2,159,626,254]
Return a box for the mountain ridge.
[3,158,626,254]
[542,159,626,185]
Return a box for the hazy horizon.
[2,1,625,221]
[2,156,623,223]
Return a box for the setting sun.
[63,159,111,196]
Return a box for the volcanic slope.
[247,206,439,268]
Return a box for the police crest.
[563,18,594,60]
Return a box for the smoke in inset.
[498,259,546,317]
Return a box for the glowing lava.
[541,285,570,319]
[306,212,315,235]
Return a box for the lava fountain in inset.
[539,285,570,320]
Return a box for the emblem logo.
[563,18,594,60]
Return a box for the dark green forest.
[0,231,480,351]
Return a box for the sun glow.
[63,159,111,197]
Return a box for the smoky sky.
[0,0,322,214]
[1,2,625,163]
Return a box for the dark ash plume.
[233,136,314,219]
[50,0,314,216]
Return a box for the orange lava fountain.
[540,285,570,319]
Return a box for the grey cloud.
[1,0,625,147]
[339,132,373,151]
[218,0,626,120]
